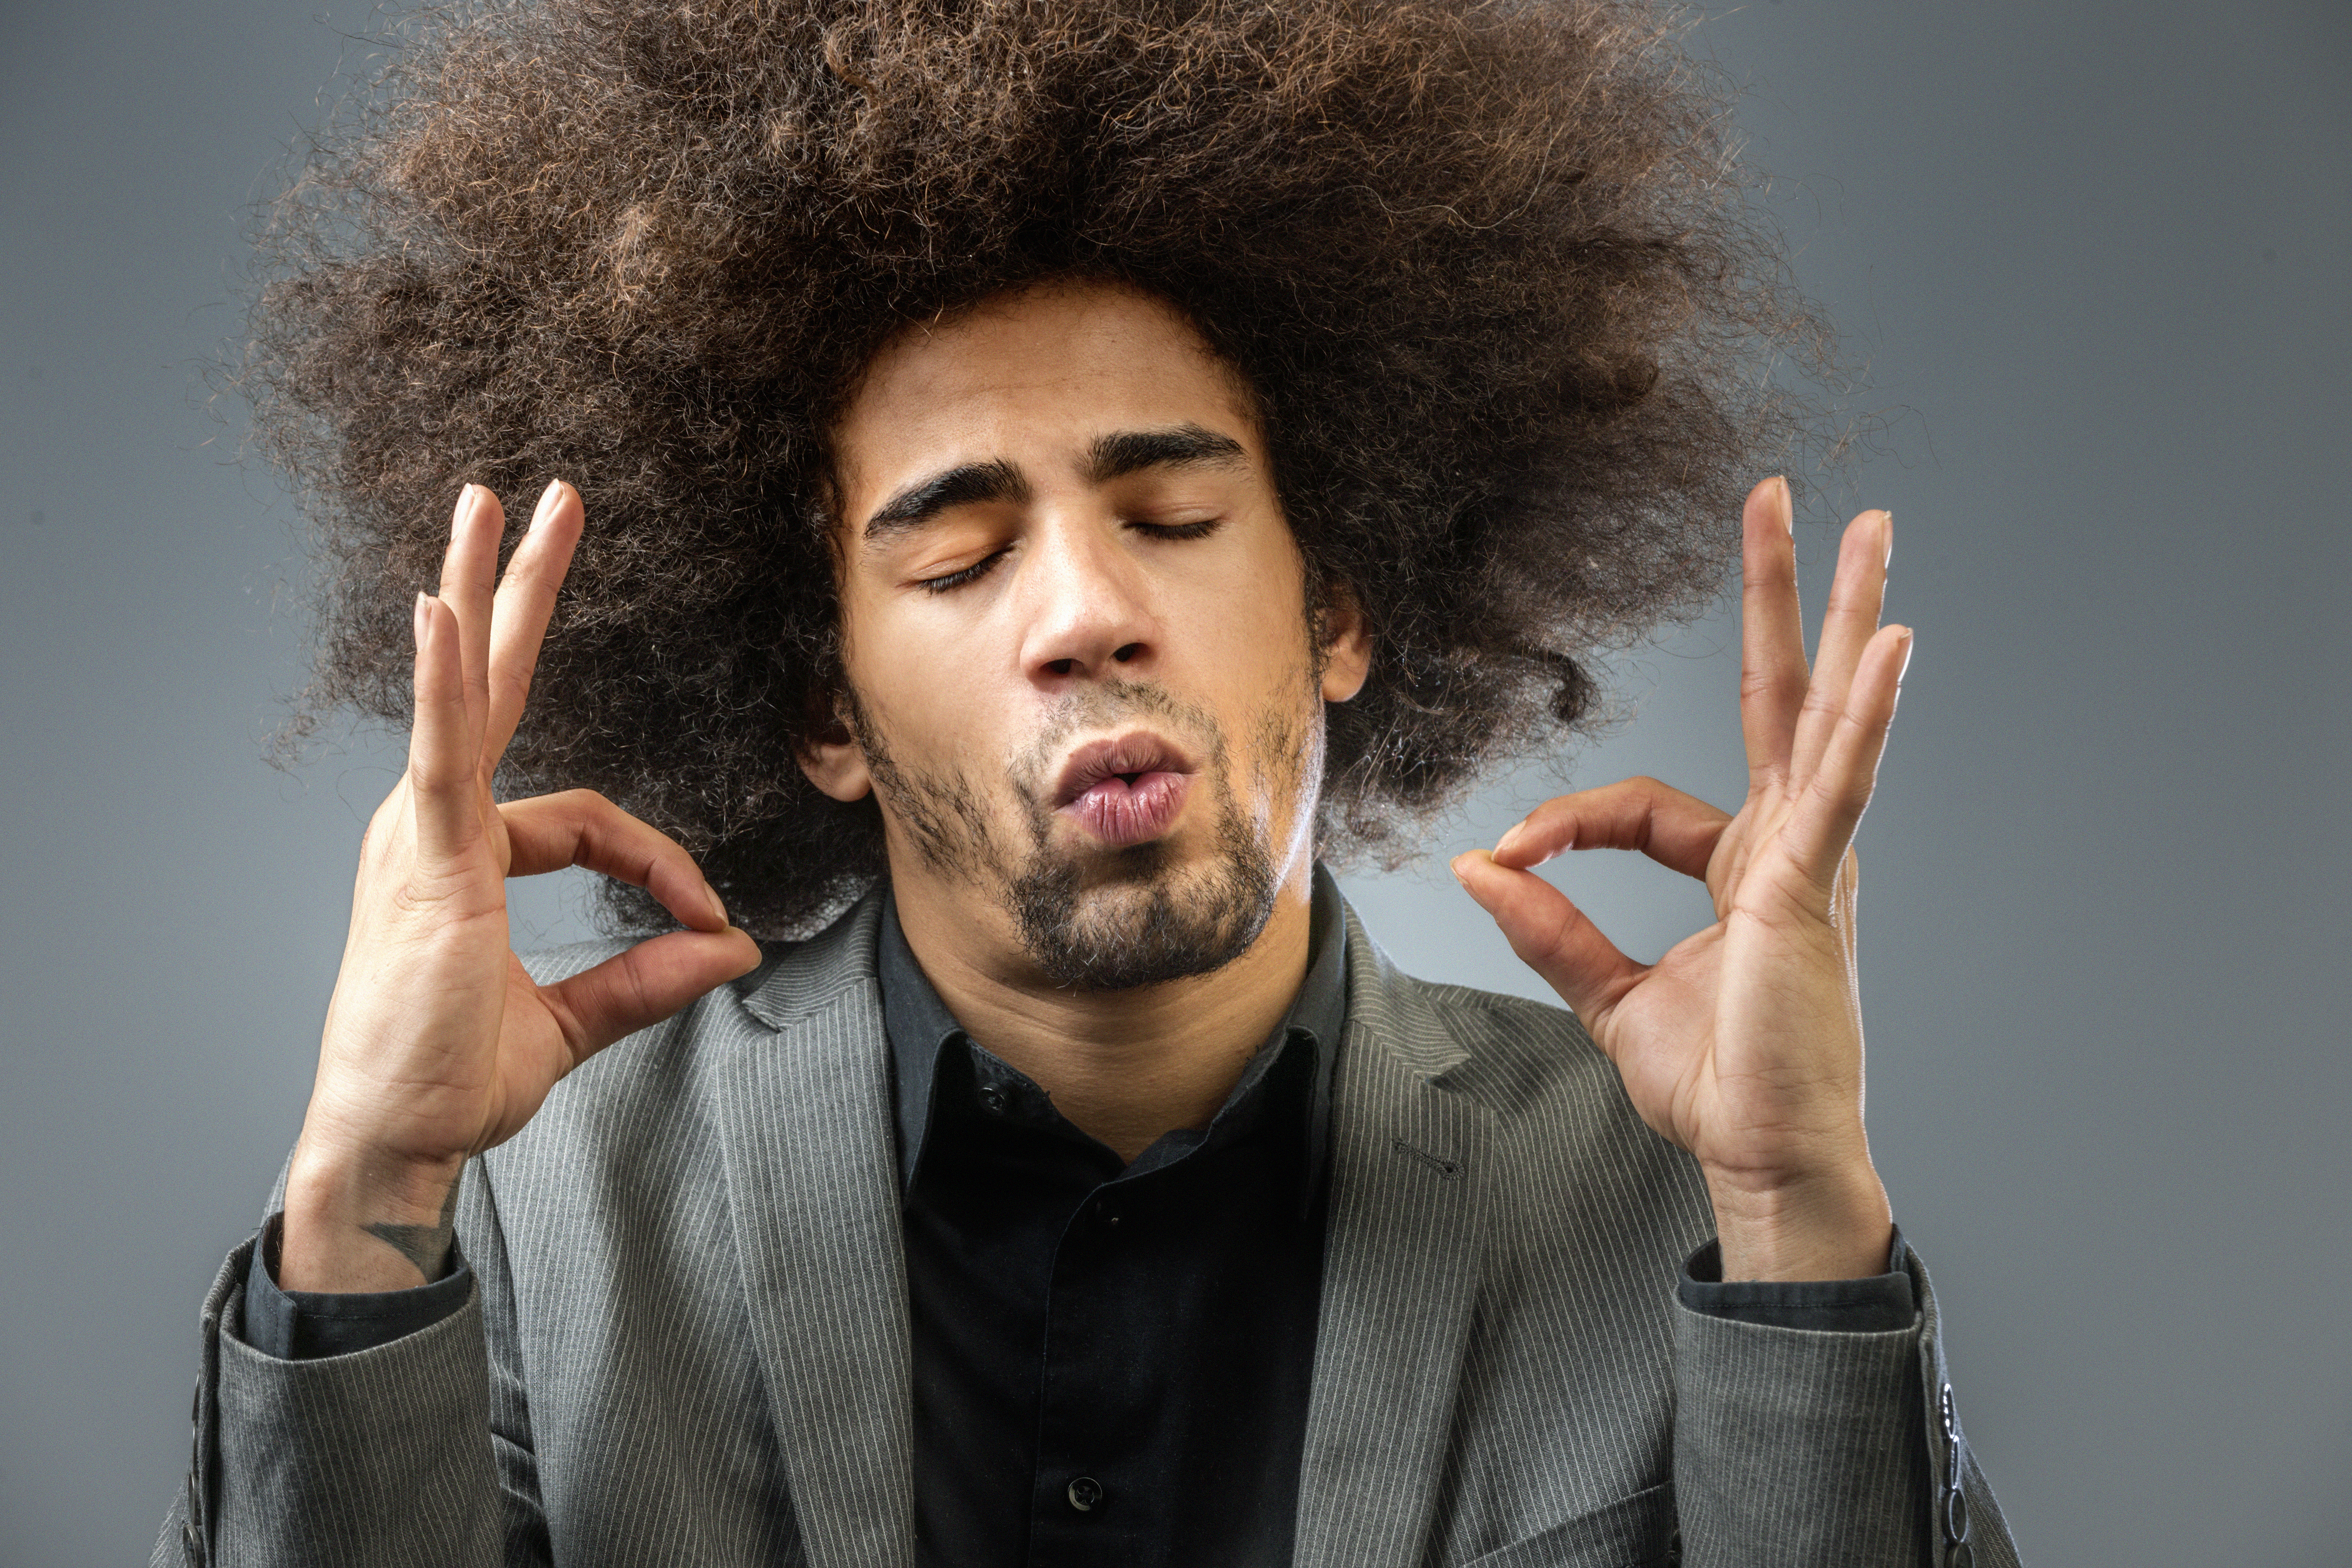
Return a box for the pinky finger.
[1779,624,1913,890]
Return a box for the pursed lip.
[1050,731,1198,809]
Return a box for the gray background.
[2,0,2344,1561]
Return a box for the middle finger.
[436,482,505,763]
[1788,509,1891,787]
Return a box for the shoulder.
[516,887,884,1047]
[1339,901,1708,1229]
[1337,894,1633,1127]
[1381,966,1650,1141]
[500,891,885,1150]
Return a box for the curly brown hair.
[248,0,1827,937]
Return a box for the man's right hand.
[279,481,763,1293]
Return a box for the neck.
[889,860,1318,1163]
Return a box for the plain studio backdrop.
[3,2,2345,1561]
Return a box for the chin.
[1009,812,1278,992]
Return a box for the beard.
[847,675,1316,992]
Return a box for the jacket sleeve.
[150,1160,550,1568]
[1669,1234,2021,1568]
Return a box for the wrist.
[1702,1157,1892,1281]
[288,1125,466,1216]
[281,1132,467,1293]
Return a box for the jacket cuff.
[208,1269,502,1564]
[239,1211,478,1360]
[1670,1273,1935,1566]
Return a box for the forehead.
[830,279,1262,499]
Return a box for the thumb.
[542,926,764,1066]
[1451,850,1640,1024]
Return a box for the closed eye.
[914,519,1221,595]
[1134,518,1220,541]
[915,551,1006,594]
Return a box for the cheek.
[843,588,1029,792]
[1191,578,1323,789]
[1182,528,1312,663]
[842,591,961,747]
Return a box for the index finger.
[1738,475,1808,792]
[1493,775,1732,881]
[500,788,727,931]
[483,480,584,765]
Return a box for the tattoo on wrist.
[362,1170,463,1280]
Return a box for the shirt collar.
[878,864,1349,1192]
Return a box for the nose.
[1015,515,1159,686]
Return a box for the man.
[159,1,2021,1564]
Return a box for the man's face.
[804,278,1369,990]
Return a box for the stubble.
[846,673,1319,991]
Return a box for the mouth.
[1050,731,1198,849]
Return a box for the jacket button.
[1066,1475,1104,1512]
[1943,1484,1969,1543]
[1939,1381,1957,1442]
[1948,1543,1974,1568]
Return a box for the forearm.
[1673,1304,1932,1566]
[1669,1236,2019,1568]
[215,1280,505,1564]
[158,1169,539,1568]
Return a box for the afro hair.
[247,0,1829,936]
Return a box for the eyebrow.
[862,458,1031,542]
[1083,424,1250,484]
[859,424,1251,544]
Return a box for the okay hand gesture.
[1454,478,1908,1280]
[283,483,761,1292]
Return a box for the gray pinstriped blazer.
[155,889,2021,1568]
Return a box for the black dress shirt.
[241,866,1919,1564]
[878,878,1346,1568]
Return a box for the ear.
[797,698,874,803]
[1318,582,1373,704]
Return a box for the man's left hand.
[1453,476,1910,1281]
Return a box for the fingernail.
[1777,476,1793,532]
[413,591,431,645]
[1881,510,1895,567]
[1896,626,1916,676]
[530,479,564,532]
[1495,822,1527,858]
[1449,853,1473,884]
[705,883,728,926]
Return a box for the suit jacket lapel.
[717,896,917,1568]
[1294,903,1493,1568]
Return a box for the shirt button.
[978,1084,1007,1114]
[1066,1475,1105,1512]
[1093,1199,1121,1227]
